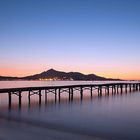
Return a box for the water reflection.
[3,89,137,112]
[1,90,140,140]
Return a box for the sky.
[0,0,140,80]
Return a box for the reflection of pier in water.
[0,82,140,108]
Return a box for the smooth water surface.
[0,81,140,140]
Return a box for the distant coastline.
[0,69,121,81]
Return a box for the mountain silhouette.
[0,69,121,81]
[21,69,120,81]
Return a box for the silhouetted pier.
[0,82,140,108]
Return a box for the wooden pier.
[0,82,140,108]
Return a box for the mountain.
[21,69,120,81]
[0,69,121,81]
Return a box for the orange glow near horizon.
[0,66,140,80]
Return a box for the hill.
[21,69,120,81]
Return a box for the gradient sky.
[0,0,140,80]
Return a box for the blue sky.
[0,0,140,79]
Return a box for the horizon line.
[0,68,139,81]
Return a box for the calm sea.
[0,81,140,140]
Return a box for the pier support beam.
[28,91,31,107]
[136,84,138,91]
[129,85,132,92]
[120,85,123,93]
[39,90,42,106]
[112,86,114,94]
[69,88,71,100]
[114,86,116,93]
[80,87,83,100]
[91,87,93,98]
[98,86,102,96]
[19,91,22,108]
[133,84,135,91]
[45,90,47,103]
[58,88,61,101]
[107,86,109,94]
[125,85,128,93]
[54,89,57,102]
[116,85,119,93]
[71,88,73,100]
[8,92,12,109]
